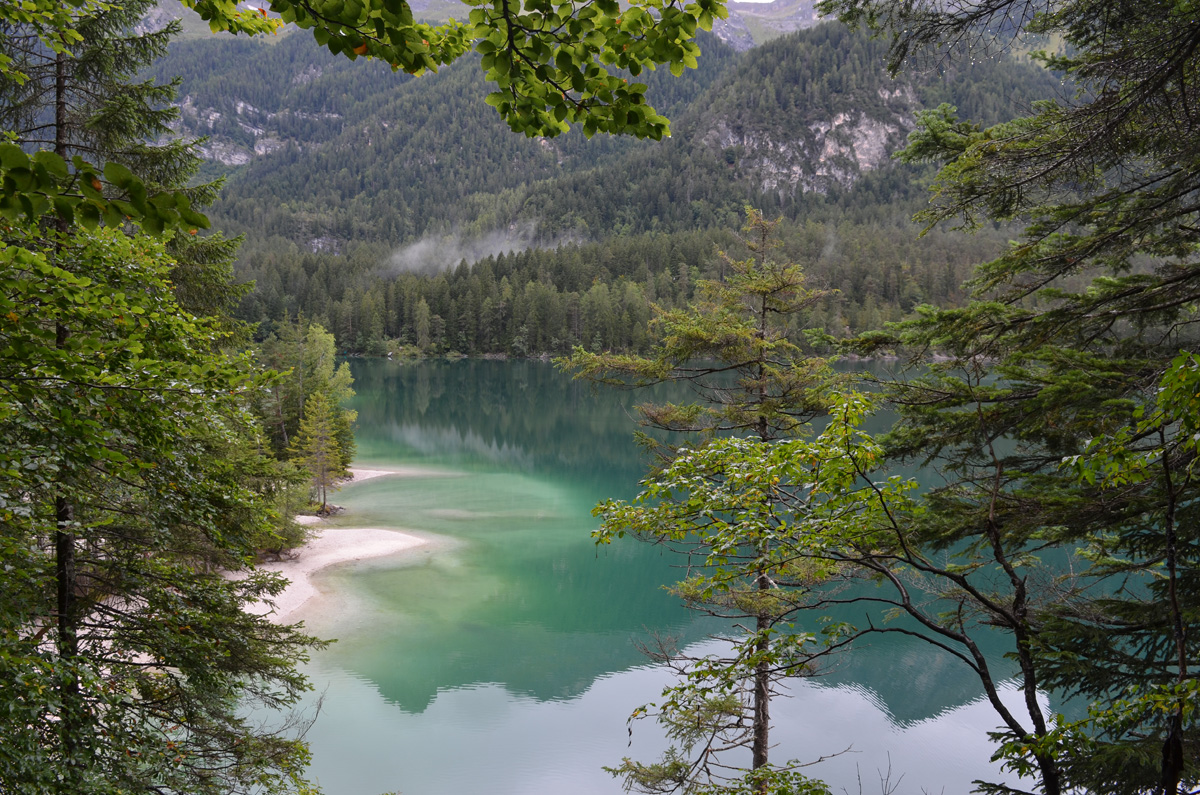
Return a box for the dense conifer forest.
[148,20,1061,355]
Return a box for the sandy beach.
[344,465,443,483]
[253,526,428,622]
[253,466,438,623]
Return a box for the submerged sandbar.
[256,465,452,623]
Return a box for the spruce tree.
[565,210,845,793]
[0,222,325,795]
[815,0,1200,791]
[291,391,348,513]
[257,318,357,466]
[0,0,245,320]
[0,4,324,792]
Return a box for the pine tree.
[816,0,1200,791]
[0,0,245,320]
[291,391,348,513]
[0,4,323,792]
[564,209,845,793]
[0,223,324,795]
[566,209,839,446]
[257,318,357,467]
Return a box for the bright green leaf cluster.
[0,144,209,235]
[0,0,91,82]
[184,0,726,138]
[594,390,920,792]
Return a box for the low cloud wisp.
[387,222,551,275]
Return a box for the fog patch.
[387,222,563,275]
[820,227,839,261]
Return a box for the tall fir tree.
[0,3,324,792]
[816,0,1200,791]
[291,391,348,513]
[0,0,246,321]
[566,210,845,793]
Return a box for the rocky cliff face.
[177,95,335,165]
[725,0,824,42]
[700,84,917,197]
[714,0,826,51]
[712,13,757,52]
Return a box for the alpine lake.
[289,358,1045,795]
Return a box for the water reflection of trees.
[349,358,684,484]
[340,359,1026,720]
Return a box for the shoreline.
[343,465,450,484]
[254,466,436,624]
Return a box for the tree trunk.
[751,272,771,791]
[54,49,84,791]
[752,577,770,784]
[1160,430,1186,795]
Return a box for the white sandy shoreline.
[344,465,454,483]
[253,526,429,623]
[253,465,439,623]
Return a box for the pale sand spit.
[250,464,454,624]
[252,527,428,623]
[345,465,460,483]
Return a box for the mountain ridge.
[151,21,1056,252]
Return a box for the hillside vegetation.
[149,20,1061,354]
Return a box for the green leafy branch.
[185,0,726,138]
[0,144,209,236]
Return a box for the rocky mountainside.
[515,23,1059,239]
[696,78,918,197]
[687,26,921,198]
[686,22,1060,199]
[147,26,739,246]
[721,0,824,47]
[147,14,1057,249]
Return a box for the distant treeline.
[241,219,1011,355]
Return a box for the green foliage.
[0,3,327,791]
[0,0,246,327]
[0,0,213,236]
[816,0,1200,792]
[0,0,89,82]
[256,316,358,469]
[1065,352,1200,488]
[0,141,200,235]
[563,209,842,446]
[184,0,728,139]
[0,224,323,794]
[595,391,915,793]
[572,210,864,792]
[290,390,349,511]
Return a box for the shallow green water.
[296,359,1032,794]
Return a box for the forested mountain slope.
[155,22,1056,250]
[147,20,1063,354]
[149,30,740,249]
[524,24,1061,236]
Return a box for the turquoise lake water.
[293,359,1034,794]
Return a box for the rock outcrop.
[700,84,917,197]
